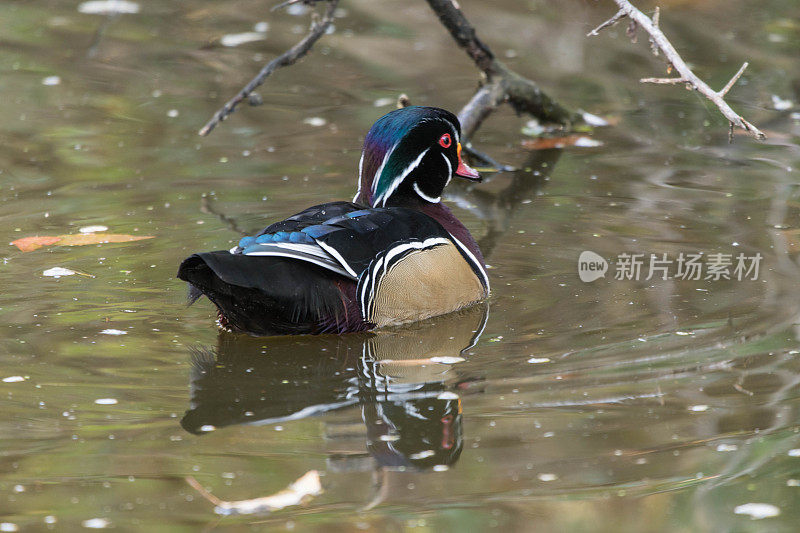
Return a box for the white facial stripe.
[376,147,430,207]
[412,181,441,203]
[450,235,490,292]
[371,141,398,195]
[441,152,452,186]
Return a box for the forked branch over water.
[589,0,765,140]
[200,0,581,140]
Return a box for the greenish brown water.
[2,0,800,531]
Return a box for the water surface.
[2,0,800,531]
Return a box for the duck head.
[355,106,480,207]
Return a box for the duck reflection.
[182,303,488,470]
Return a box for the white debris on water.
[3,376,25,383]
[734,503,780,520]
[82,517,112,528]
[43,267,76,278]
[94,398,118,405]
[527,357,551,364]
[771,94,793,111]
[200,424,216,432]
[99,329,126,335]
[573,137,603,148]
[688,404,709,412]
[42,76,61,86]
[788,449,800,457]
[220,32,266,47]
[78,1,140,14]
[303,117,327,127]
[0,523,18,532]
[436,392,459,400]
[580,111,610,127]
[429,356,465,364]
[373,97,394,107]
[79,225,108,234]
[716,443,738,452]
[537,473,558,482]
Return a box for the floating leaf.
[11,233,153,252]
[11,236,61,252]
[522,135,603,150]
[186,470,322,516]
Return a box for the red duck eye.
[438,133,452,149]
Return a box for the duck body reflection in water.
[182,304,487,472]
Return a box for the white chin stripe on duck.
[412,182,440,203]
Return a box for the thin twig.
[640,77,687,84]
[586,9,627,37]
[589,0,765,140]
[719,62,748,97]
[199,0,338,136]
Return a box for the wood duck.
[178,106,490,335]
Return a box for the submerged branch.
[589,0,765,140]
[199,0,338,136]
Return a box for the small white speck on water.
[429,356,465,364]
[0,523,18,532]
[42,76,61,86]
[100,329,126,336]
[537,473,558,482]
[432,465,449,472]
[734,503,780,520]
[436,391,459,400]
[688,404,709,412]
[527,357,550,364]
[303,117,327,127]
[79,225,108,234]
[78,1,140,14]
[82,517,111,529]
[167,109,179,118]
[94,398,117,405]
[788,449,800,456]
[3,376,25,383]
[199,425,216,432]
[716,444,738,452]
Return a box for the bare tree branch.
[589,0,765,140]
[425,0,580,136]
[198,0,338,136]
